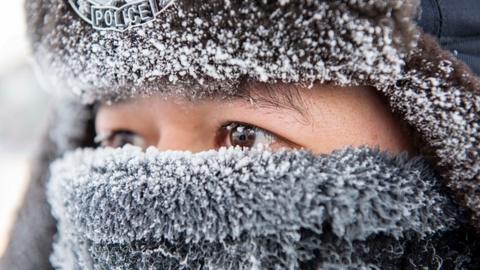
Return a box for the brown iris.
[228,124,258,148]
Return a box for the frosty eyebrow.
[232,82,312,124]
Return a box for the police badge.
[68,0,174,31]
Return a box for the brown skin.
[95,83,415,154]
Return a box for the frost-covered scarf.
[47,146,478,269]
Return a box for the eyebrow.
[231,82,313,125]
[96,82,313,124]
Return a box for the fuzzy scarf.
[46,146,479,269]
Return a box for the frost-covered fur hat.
[1,0,479,269]
[29,0,420,102]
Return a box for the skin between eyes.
[95,82,415,154]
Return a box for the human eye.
[220,122,289,149]
[94,130,148,149]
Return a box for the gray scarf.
[46,146,477,269]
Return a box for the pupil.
[231,125,256,147]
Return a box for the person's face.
[95,83,415,154]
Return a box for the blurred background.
[0,1,50,256]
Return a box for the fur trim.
[383,34,480,230]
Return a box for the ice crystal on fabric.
[28,0,408,103]
[46,146,467,269]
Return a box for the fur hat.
[1,0,479,269]
[28,0,419,102]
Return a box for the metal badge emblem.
[68,0,174,31]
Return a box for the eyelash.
[94,130,144,148]
[94,121,289,149]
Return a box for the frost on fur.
[46,146,478,269]
[27,0,416,104]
